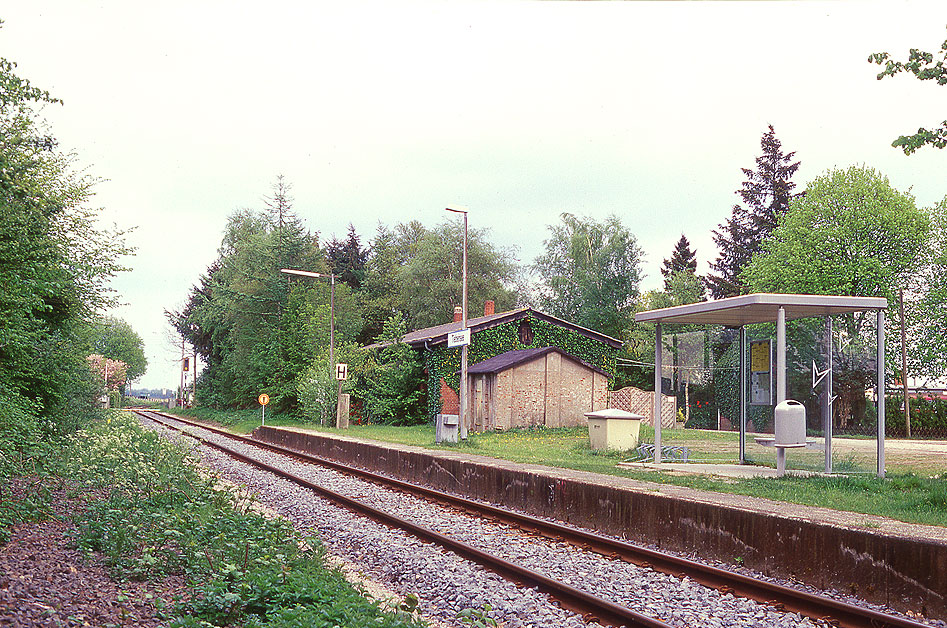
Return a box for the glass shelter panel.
[647,314,880,475]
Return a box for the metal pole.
[776,306,786,404]
[179,338,185,408]
[330,273,335,377]
[899,289,910,438]
[653,323,662,464]
[739,326,746,464]
[459,212,469,440]
[824,317,834,474]
[877,310,886,479]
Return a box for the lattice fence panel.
[608,386,677,428]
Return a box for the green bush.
[356,315,426,426]
[66,414,421,627]
[885,396,947,437]
[0,389,57,542]
[0,390,47,479]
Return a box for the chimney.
[453,306,463,323]
[484,300,495,316]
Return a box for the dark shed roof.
[370,307,623,350]
[466,347,608,377]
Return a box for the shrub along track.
[137,410,936,628]
[0,477,186,627]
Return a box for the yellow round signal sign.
[258,394,270,406]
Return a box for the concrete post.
[776,306,786,404]
[654,323,662,464]
[739,326,747,464]
[877,310,886,478]
[824,317,833,474]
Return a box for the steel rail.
[136,410,670,628]
[138,410,931,628]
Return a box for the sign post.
[335,364,349,428]
[258,393,270,426]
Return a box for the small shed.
[466,347,608,431]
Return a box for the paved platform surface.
[617,461,821,478]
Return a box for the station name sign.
[447,328,471,348]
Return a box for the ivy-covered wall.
[423,314,619,418]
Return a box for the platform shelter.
[634,293,889,478]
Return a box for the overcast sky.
[3,1,946,390]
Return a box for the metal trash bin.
[775,399,806,446]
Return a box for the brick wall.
[439,378,459,415]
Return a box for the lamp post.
[445,206,469,439]
[280,268,336,421]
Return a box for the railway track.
[134,409,932,628]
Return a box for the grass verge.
[55,413,424,628]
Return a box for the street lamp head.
[445,205,469,214]
[281,268,331,279]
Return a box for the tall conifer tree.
[661,234,698,289]
[706,125,801,299]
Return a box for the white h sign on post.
[335,363,348,381]
[448,329,471,348]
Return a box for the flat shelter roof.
[634,293,888,327]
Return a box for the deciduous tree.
[742,166,928,308]
[743,166,930,429]
[0,41,131,434]
[534,213,643,340]
[869,27,947,154]
[400,220,520,330]
[88,317,148,384]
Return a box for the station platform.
[618,460,821,478]
[251,425,947,619]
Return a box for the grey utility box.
[775,399,806,446]
[435,414,459,443]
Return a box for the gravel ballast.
[147,415,929,628]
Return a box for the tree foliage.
[910,196,947,380]
[0,41,131,438]
[399,220,521,330]
[168,185,357,412]
[88,317,148,384]
[706,126,801,299]
[742,166,928,307]
[534,213,643,341]
[360,219,520,335]
[661,234,698,289]
[358,315,426,425]
[869,27,947,154]
[326,223,369,291]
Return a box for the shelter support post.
[654,323,662,464]
[823,317,834,474]
[775,306,787,476]
[877,310,886,478]
[739,326,747,464]
[776,306,786,404]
